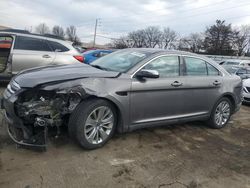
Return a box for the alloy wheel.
[84,106,114,144]
[214,101,231,127]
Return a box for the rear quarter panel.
[221,75,242,110]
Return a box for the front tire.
[68,99,117,149]
[208,97,232,129]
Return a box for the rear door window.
[184,57,207,76]
[47,40,69,52]
[237,68,247,74]
[14,36,52,51]
[207,63,220,76]
[184,57,221,76]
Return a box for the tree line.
[112,20,250,56]
[34,23,81,45]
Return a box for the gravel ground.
[0,85,250,188]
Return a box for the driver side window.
[143,56,180,77]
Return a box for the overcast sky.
[0,0,250,44]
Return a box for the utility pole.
[93,19,99,47]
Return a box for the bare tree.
[161,27,178,49]
[52,25,65,38]
[35,23,50,35]
[112,37,130,49]
[178,38,190,51]
[180,33,204,53]
[143,26,162,48]
[66,25,81,45]
[233,25,250,56]
[128,30,146,47]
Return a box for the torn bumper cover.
[1,81,83,148]
[1,89,48,147]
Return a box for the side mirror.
[136,69,159,79]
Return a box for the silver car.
[0,29,83,80]
[243,78,250,104]
[1,49,242,150]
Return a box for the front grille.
[244,97,250,102]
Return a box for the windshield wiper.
[90,64,108,71]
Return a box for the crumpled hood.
[14,63,120,88]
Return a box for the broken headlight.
[7,80,21,94]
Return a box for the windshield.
[223,66,238,74]
[91,50,150,73]
[226,61,240,65]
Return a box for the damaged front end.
[3,81,84,149]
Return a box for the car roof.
[123,48,196,55]
[0,29,66,43]
[0,29,78,51]
[122,48,210,60]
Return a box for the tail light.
[74,55,84,63]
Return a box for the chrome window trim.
[131,54,179,78]
[180,55,225,77]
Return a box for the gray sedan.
[1,49,242,150]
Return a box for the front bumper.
[1,90,47,148]
[243,92,250,104]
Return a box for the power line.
[100,2,250,31]
[75,0,229,27]
[102,0,229,24]
[98,14,250,42]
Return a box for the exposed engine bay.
[11,88,83,149]
[16,90,81,127]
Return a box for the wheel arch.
[221,93,236,111]
[83,95,125,133]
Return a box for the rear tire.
[207,97,232,129]
[68,99,117,149]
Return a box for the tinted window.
[226,61,240,66]
[237,68,247,74]
[185,57,207,76]
[207,63,220,76]
[143,56,179,77]
[100,51,111,57]
[47,41,69,52]
[14,36,51,51]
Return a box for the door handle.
[171,81,183,87]
[213,80,221,86]
[42,54,51,58]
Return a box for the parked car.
[223,66,250,79]
[0,29,83,81]
[219,60,250,67]
[82,49,113,64]
[243,78,250,104]
[1,49,242,150]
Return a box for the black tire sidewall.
[209,97,232,129]
[71,99,117,149]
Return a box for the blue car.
[82,49,113,64]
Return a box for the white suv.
[0,29,83,80]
